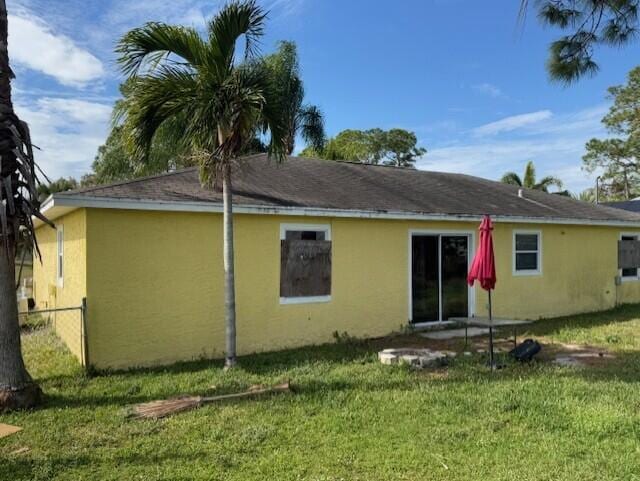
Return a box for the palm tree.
[500,161,563,192]
[0,0,48,410]
[116,0,287,368]
[264,41,324,154]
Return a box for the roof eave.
[32,194,640,228]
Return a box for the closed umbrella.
[467,215,497,368]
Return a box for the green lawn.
[3,306,640,480]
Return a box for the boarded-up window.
[280,228,331,299]
[618,236,640,277]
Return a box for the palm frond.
[523,161,536,188]
[116,22,207,76]
[535,176,563,191]
[297,104,325,153]
[207,0,267,71]
[500,172,523,186]
[121,67,199,160]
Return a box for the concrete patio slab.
[419,327,490,340]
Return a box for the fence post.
[81,297,90,373]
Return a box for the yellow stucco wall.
[63,207,640,369]
[85,208,224,369]
[486,223,640,318]
[33,208,87,360]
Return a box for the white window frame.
[56,225,64,287]
[619,232,640,282]
[513,230,542,276]
[279,223,332,305]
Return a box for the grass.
[3,305,640,480]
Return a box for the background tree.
[37,177,79,201]
[520,0,639,83]
[500,160,564,192]
[384,129,427,167]
[92,125,195,185]
[583,65,640,200]
[264,41,324,154]
[116,0,287,368]
[301,128,426,168]
[577,187,596,202]
[520,0,639,84]
[0,0,49,410]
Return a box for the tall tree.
[301,128,426,168]
[0,0,48,410]
[116,0,287,368]
[521,1,639,83]
[583,66,640,200]
[384,129,427,168]
[501,161,564,192]
[264,41,324,154]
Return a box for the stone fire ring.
[378,348,455,368]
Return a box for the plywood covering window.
[280,224,331,304]
[619,234,640,280]
[56,226,64,287]
[513,230,541,276]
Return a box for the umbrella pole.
[488,289,495,370]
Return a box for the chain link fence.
[19,298,88,370]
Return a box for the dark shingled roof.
[603,200,640,214]
[57,154,640,223]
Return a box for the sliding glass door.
[411,234,469,323]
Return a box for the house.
[33,154,640,369]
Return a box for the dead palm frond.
[128,381,292,419]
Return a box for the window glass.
[514,232,540,273]
[516,252,538,271]
[285,230,325,241]
[515,234,538,251]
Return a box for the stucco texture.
[33,208,86,360]
[35,207,640,369]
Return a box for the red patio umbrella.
[467,215,497,368]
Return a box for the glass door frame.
[408,229,476,326]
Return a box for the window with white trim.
[56,226,64,286]
[513,231,541,275]
[620,234,639,279]
[279,224,331,303]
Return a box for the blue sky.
[8,0,640,192]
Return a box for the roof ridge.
[291,155,421,171]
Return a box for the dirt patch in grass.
[373,329,618,370]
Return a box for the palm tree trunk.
[0,236,41,410]
[0,0,42,411]
[624,169,630,200]
[222,164,237,368]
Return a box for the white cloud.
[15,97,112,179]
[418,105,607,193]
[472,110,553,136]
[472,83,505,98]
[8,13,104,87]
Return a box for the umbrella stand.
[488,289,495,370]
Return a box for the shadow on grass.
[29,303,640,412]
[525,303,640,338]
[89,339,376,378]
[41,372,414,411]
[2,449,219,481]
